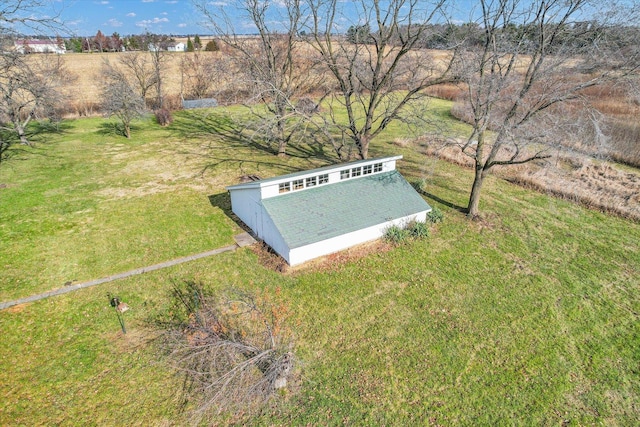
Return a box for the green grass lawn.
[0,107,638,425]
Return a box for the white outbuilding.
[167,42,186,52]
[14,39,65,54]
[226,155,432,266]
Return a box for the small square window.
[318,174,329,184]
[293,179,304,190]
[374,163,383,172]
[340,170,350,180]
[363,165,373,175]
[306,176,317,187]
[351,167,362,177]
[279,182,291,193]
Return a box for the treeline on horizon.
[15,18,640,54]
[62,32,217,53]
[343,20,640,51]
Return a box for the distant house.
[167,42,186,52]
[227,155,432,266]
[149,42,186,52]
[14,39,65,54]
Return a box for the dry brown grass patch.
[250,241,289,273]
[417,137,640,221]
[424,83,465,101]
[505,158,640,220]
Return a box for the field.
[0,103,639,425]
[54,52,200,115]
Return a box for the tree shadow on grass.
[416,185,468,214]
[1,120,75,164]
[391,150,468,214]
[29,120,74,137]
[96,121,141,138]
[169,109,336,169]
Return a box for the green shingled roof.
[261,170,431,249]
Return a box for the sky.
[54,0,401,37]
[32,0,609,38]
[52,0,207,36]
[46,0,480,37]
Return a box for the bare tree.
[195,0,318,157]
[179,52,220,100]
[156,282,295,423]
[0,0,63,36]
[117,52,158,107]
[450,0,640,217]
[101,61,146,138]
[0,54,70,148]
[143,33,167,110]
[0,0,67,163]
[305,0,458,159]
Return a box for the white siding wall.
[261,184,280,199]
[383,160,397,172]
[229,188,261,232]
[230,187,290,260]
[287,210,429,266]
[257,211,290,263]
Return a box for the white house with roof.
[149,42,186,52]
[167,42,186,52]
[14,39,65,54]
[226,155,432,266]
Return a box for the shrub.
[427,206,444,223]
[204,40,219,52]
[408,220,430,238]
[423,83,464,101]
[154,108,173,126]
[385,220,432,244]
[295,97,319,115]
[384,224,411,244]
[163,94,183,111]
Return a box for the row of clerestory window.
[279,173,329,193]
[277,162,384,194]
[340,162,383,180]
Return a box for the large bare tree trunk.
[467,167,486,218]
[15,115,32,146]
[356,134,371,160]
[276,99,288,157]
[467,130,488,217]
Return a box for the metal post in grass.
[108,293,130,334]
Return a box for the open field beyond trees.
[0,101,638,424]
[56,52,202,115]
[34,49,640,169]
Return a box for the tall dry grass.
[583,83,640,166]
[41,52,223,117]
[423,83,465,101]
[448,78,640,167]
[415,135,640,221]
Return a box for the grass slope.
[0,107,638,425]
